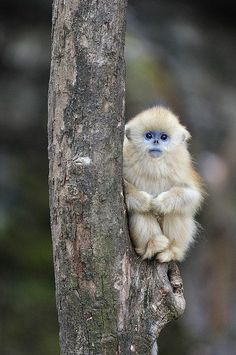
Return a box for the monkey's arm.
[151,186,203,215]
[124,180,153,213]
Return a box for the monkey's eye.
[145,132,153,140]
[160,133,168,141]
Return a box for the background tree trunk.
[48,1,185,354]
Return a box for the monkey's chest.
[123,158,175,196]
[125,171,173,196]
[136,178,172,196]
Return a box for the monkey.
[123,106,203,263]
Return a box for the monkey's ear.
[125,127,131,140]
[182,127,191,142]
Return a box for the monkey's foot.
[142,235,170,260]
[157,246,185,263]
[135,247,146,256]
[156,248,175,263]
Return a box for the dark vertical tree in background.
[48,1,185,354]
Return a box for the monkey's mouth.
[149,148,162,157]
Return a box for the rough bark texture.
[48,1,185,354]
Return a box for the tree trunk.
[48,1,185,354]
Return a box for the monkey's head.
[125,106,191,159]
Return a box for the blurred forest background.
[0,0,236,354]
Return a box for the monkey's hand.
[124,179,153,213]
[151,186,202,215]
[150,195,164,215]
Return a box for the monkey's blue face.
[144,130,169,157]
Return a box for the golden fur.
[123,106,203,262]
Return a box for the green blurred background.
[1,0,236,354]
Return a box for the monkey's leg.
[157,214,196,262]
[129,213,170,259]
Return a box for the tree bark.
[48,1,185,354]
